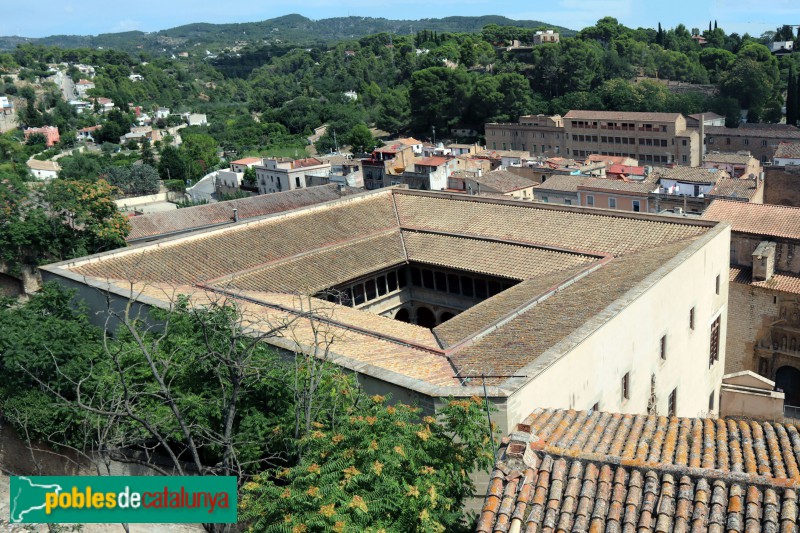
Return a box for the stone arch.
[415,306,437,329]
[439,312,456,323]
[776,366,800,406]
[394,308,411,323]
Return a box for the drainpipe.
[232,208,239,222]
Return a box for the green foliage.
[345,123,377,154]
[58,152,104,181]
[242,395,495,532]
[104,163,160,196]
[181,132,220,180]
[158,145,188,182]
[174,198,209,208]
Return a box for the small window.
[744,139,749,146]
[474,279,487,299]
[376,276,387,296]
[295,176,301,188]
[762,140,767,147]
[669,388,677,416]
[564,199,572,205]
[591,402,599,412]
[608,197,617,209]
[632,200,640,212]
[365,279,377,301]
[710,316,721,366]
[397,267,408,289]
[434,271,447,291]
[682,155,688,163]
[586,195,594,207]
[715,275,720,295]
[660,335,667,360]
[690,307,695,330]
[422,269,435,290]
[541,196,549,203]
[682,139,687,146]
[622,372,630,401]
[387,271,398,292]
[447,274,460,294]
[488,281,502,297]
[411,267,422,287]
[461,276,474,297]
[353,284,365,305]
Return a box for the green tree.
[58,152,103,181]
[158,144,188,182]
[181,132,220,181]
[140,138,156,166]
[409,67,474,134]
[242,395,495,532]
[345,123,376,154]
[787,62,799,126]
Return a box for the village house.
[773,142,800,167]
[254,157,331,195]
[532,30,559,44]
[705,123,800,164]
[702,151,761,178]
[74,79,95,97]
[26,159,61,180]
[460,169,537,199]
[361,140,416,190]
[76,125,101,143]
[23,126,60,147]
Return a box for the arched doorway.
[776,366,800,406]
[440,312,455,323]
[415,307,436,328]
[394,308,410,323]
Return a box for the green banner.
[9,476,237,524]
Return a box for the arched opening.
[415,307,437,328]
[439,312,456,323]
[776,366,800,406]
[394,308,410,323]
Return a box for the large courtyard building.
[486,111,702,165]
[42,188,730,434]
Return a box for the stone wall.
[765,166,800,207]
[725,281,779,374]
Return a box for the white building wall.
[774,157,800,167]
[501,225,730,430]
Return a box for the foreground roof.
[127,184,360,242]
[702,200,800,240]
[44,189,719,395]
[478,408,800,532]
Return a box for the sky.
[2,0,796,39]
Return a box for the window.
[690,307,695,330]
[682,139,687,146]
[715,275,720,295]
[377,276,387,296]
[411,267,422,286]
[434,271,447,291]
[622,373,630,401]
[586,195,595,207]
[447,274,460,294]
[762,140,768,147]
[744,139,749,146]
[398,268,408,288]
[564,199,572,205]
[591,402,599,412]
[682,154,688,163]
[710,315,721,366]
[726,138,731,145]
[632,200,640,212]
[708,137,714,144]
[365,279,377,301]
[387,271,398,292]
[353,284,365,305]
[608,197,617,209]
[474,279,487,299]
[668,388,677,416]
[541,196,549,203]
[709,391,715,412]
[295,176,301,188]
[660,335,667,360]
[461,276,474,297]
[422,269,435,290]
[488,281,502,297]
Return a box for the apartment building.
[486,110,702,166]
[706,123,800,164]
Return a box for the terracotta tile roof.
[653,166,728,184]
[708,178,761,201]
[730,266,800,295]
[688,111,724,120]
[26,159,61,172]
[403,232,596,281]
[231,157,261,165]
[607,164,646,176]
[703,151,755,165]
[468,169,536,193]
[532,174,589,193]
[564,110,682,122]
[415,156,451,167]
[394,194,707,256]
[451,239,697,382]
[226,231,406,294]
[127,184,360,241]
[478,408,800,532]
[77,193,398,283]
[775,142,800,159]
[56,189,716,391]
[585,154,632,165]
[701,200,800,240]
[706,126,800,140]
[577,178,656,195]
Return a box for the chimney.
[752,241,776,282]
[232,208,239,222]
[699,113,705,160]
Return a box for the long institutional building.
[43,187,730,434]
[486,110,702,166]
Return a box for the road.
[54,70,75,102]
